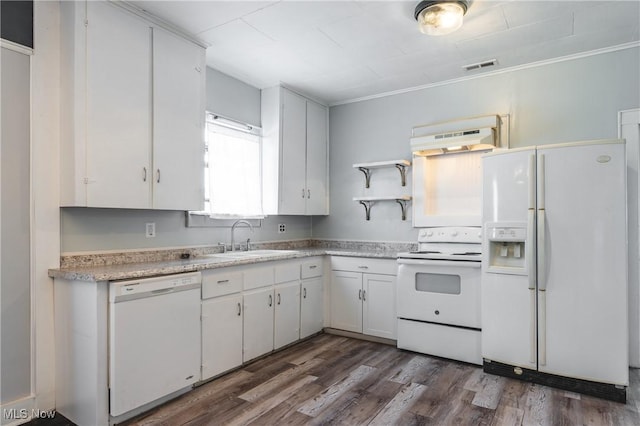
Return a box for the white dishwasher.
[109,272,201,417]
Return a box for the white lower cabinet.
[201,268,243,381]
[330,257,397,340]
[362,274,397,339]
[301,276,324,339]
[274,281,301,349]
[243,286,275,363]
[201,257,324,373]
[330,271,363,333]
[300,257,324,339]
[201,293,243,381]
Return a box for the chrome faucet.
[230,220,254,251]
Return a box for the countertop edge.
[48,249,400,282]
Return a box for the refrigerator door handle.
[527,207,537,365]
[530,288,536,364]
[537,153,545,209]
[527,209,536,290]
[528,153,536,210]
[537,209,546,291]
[539,289,547,366]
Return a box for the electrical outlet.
[278,223,286,233]
[145,222,156,238]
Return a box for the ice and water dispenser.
[485,223,528,274]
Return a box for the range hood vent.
[411,115,505,156]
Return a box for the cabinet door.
[301,277,324,339]
[330,271,362,333]
[363,273,397,339]
[243,287,275,362]
[305,100,328,215]
[201,294,243,381]
[274,281,301,349]
[152,27,205,211]
[86,1,152,208]
[279,89,307,215]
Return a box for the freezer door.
[537,141,628,386]
[482,148,535,224]
[482,271,537,369]
[481,148,537,369]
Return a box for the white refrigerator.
[481,139,628,401]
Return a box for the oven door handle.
[396,259,480,268]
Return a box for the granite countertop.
[48,241,412,282]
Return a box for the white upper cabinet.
[152,27,205,211]
[262,86,329,216]
[60,1,205,210]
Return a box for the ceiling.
[130,0,640,105]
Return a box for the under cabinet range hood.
[410,114,509,227]
[411,115,507,156]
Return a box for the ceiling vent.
[463,59,497,72]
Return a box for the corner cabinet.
[60,1,205,210]
[262,86,329,215]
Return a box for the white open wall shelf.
[353,160,410,188]
[352,159,412,221]
[353,196,412,221]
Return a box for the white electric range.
[396,226,483,365]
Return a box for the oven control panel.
[418,227,482,243]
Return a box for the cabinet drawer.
[202,269,242,299]
[330,256,397,276]
[244,265,275,291]
[275,261,300,284]
[301,257,323,279]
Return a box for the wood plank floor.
[122,334,640,426]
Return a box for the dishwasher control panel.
[110,271,202,301]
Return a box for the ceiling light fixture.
[414,0,469,36]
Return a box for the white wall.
[1,46,31,407]
[313,47,640,242]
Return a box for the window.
[204,114,263,218]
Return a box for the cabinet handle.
[358,266,369,270]
[237,302,241,316]
[277,293,282,305]
[156,169,161,183]
[362,290,366,301]
[142,167,147,182]
[307,189,311,199]
[268,294,273,307]
[217,279,229,284]
[309,265,317,269]
[303,287,307,299]
[302,189,305,198]
[358,289,362,300]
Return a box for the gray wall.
[206,67,261,127]
[1,47,31,404]
[61,209,311,252]
[61,67,311,253]
[312,47,640,242]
